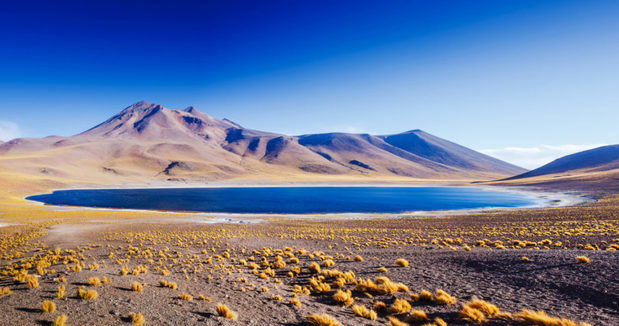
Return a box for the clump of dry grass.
[522,256,530,262]
[353,255,363,262]
[395,258,409,267]
[56,284,66,299]
[76,286,98,300]
[26,275,39,289]
[307,313,342,326]
[433,289,456,305]
[308,262,321,274]
[128,312,145,325]
[41,300,56,313]
[88,277,102,286]
[309,277,331,294]
[407,309,428,322]
[465,299,500,316]
[216,304,238,320]
[377,266,388,273]
[0,287,11,295]
[387,316,409,326]
[332,289,354,307]
[179,293,193,301]
[352,304,377,320]
[390,298,412,313]
[459,305,486,323]
[51,314,68,326]
[514,309,590,326]
[131,281,143,292]
[576,256,590,263]
[289,298,302,307]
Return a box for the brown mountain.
[0,101,526,183]
[488,145,619,192]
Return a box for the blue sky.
[0,0,617,168]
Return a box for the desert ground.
[0,174,617,326]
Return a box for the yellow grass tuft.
[216,304,238,320]
[514,309,589,326]
[41,300,56,313]
[129,312,145,326]
[332,289,354,307]
[1,287,12,295]
[459,305,486,323]
[395,258,409,267]
[307,313,342,326]
[390,298,412,313]
[26,275,39,289]
[308,262,321,274]
[576,256,590,263]
[51,314,68,326]
[377,266,388,273]
[179,293,193,301]
[352,305,377,320]
[77,286,99,300]
[407,309,428,322]
[289,298,302,307]
[353,255,363,262]
[522,256,530,262]
[131,281,143,292]
[433,289,456,305]
[387,316,409,326]
[464,299,500,316]
[88,277,102,286]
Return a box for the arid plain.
[1,103,618,326]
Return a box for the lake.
[26,187,540,214]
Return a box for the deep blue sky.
[0,0,617,168]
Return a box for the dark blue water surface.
[26,187,539,214]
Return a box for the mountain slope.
[0,101,526,183]
[507,145,619,180]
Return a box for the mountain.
[0,101,526,183]
[507,145,619,179]
[490,145,619,192]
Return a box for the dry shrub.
[465,299,500,316]
[387,316,409,326]
[352,305,377,320]
[459,305,486,323]
[131,282,143,292]
[216,304,238,320]
[332,289,354,307]
[26,275,39,289]
[308,262,321,274]
[395,258,409,267]
[353,255,363,262]
[514,309,590,326]
[433,289,455,305]
[179,293,193,301]
[129,312,145,325]
[41,300,56,313]
[390,298,412,313]
[52,314,68,326]
[407,309,428,322]
[576,256,590,263]
[88,277,102,286]
[1,287,12,295]
[306,313,342,326]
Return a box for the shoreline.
[17,183,593,224]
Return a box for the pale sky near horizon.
[0,1,617,169]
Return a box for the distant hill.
[507,145,619,180]
[0,101,526,183]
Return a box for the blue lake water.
[26,187,540,214]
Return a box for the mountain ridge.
[0,101,527,183]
